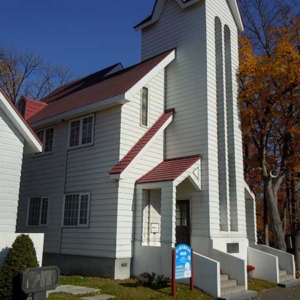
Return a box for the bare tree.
[0,45,75,103]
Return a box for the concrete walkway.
[254,285,300,300]
[48,285,115,299]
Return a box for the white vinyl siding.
[116,71,165,258]
[141,0,245,238]
[17,106,121,257]
[69,115,94,148]
[27,197,49,226]
[0,107,24,232]
[63,193,90,227]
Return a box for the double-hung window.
[36,127,54,153]
[27,197,49,226]
[141,87,149,127]
[69,115,94,148]
[63,193,90,227]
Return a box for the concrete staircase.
[278,269,300,288]
[218,273,257,300]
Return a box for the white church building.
[16,0,297,298]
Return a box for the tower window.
[141,87,149,126]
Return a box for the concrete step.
[221,274,229,281]
[279,269,287,276]
[221,285,245,296]
[221,279,238,289]
[280,274,295,283]
[278,279,300,288]
[218,290,257,300]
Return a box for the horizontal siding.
[18,106,122,257]
[116,71,165,258]
[0,107,24,232]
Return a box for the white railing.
[248,247,279,283]
[255,244,295,277]
[212,248,247,288]
[193,252,220,298]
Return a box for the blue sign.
[175,244,192,279]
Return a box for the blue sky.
[1,0,155,76]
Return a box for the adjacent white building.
[0,89,44,267]
[0,89,42,232]
[16,0,298,298]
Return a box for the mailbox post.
[22,266,60,300]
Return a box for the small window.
[36,127,54,153]
[27,197,49,226]
[63,193,90,227]
[69,115,94,148]
[141,87,149,126]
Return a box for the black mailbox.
[22,266,60,294]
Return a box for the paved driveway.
[255,285,300,300]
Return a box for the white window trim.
[26,197,50,227]
[140,87,150,128]
[68,114,94,149]
[62,192,91,227]
[35,126,55,154]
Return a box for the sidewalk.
[255,285,300,300]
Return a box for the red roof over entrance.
[137,154,201,184]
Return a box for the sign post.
[172,244,194,297]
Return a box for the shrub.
[136,272,170,288]
[247,265,255,273]
[0,234,38,300]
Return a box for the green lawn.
[248,278,277,292]
[48,276,214,300]
[48,276,277,300]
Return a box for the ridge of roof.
[28,49,175,125]
[109,108,175,176]
[137,154,202,184]
[42,62,123,104]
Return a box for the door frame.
[176,199,191,246]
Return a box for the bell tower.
[135,0,247,255]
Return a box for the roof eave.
[227,0,244,32]
[125,49,175,99]
[29,94,129,129]
[135,0,244,32]
[0,92,42,154]
[110,112,174,180]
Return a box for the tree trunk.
[264,191,269,245]
[295,230,300,270]
[266,178,287,251]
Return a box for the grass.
[48,276,214,300]
[248,278,277,292]
[48,276,277,300]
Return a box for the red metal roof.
[0,88,43,147]
[28,50,173,124]
[110,108,174,175]
[137,154,201,184]
[22,96,47,121]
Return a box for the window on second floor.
[141,87,149,127]
[36,127,55,153]
[27,197,49,226]
[69,115,94,148]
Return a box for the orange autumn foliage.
[239,17,300,244]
